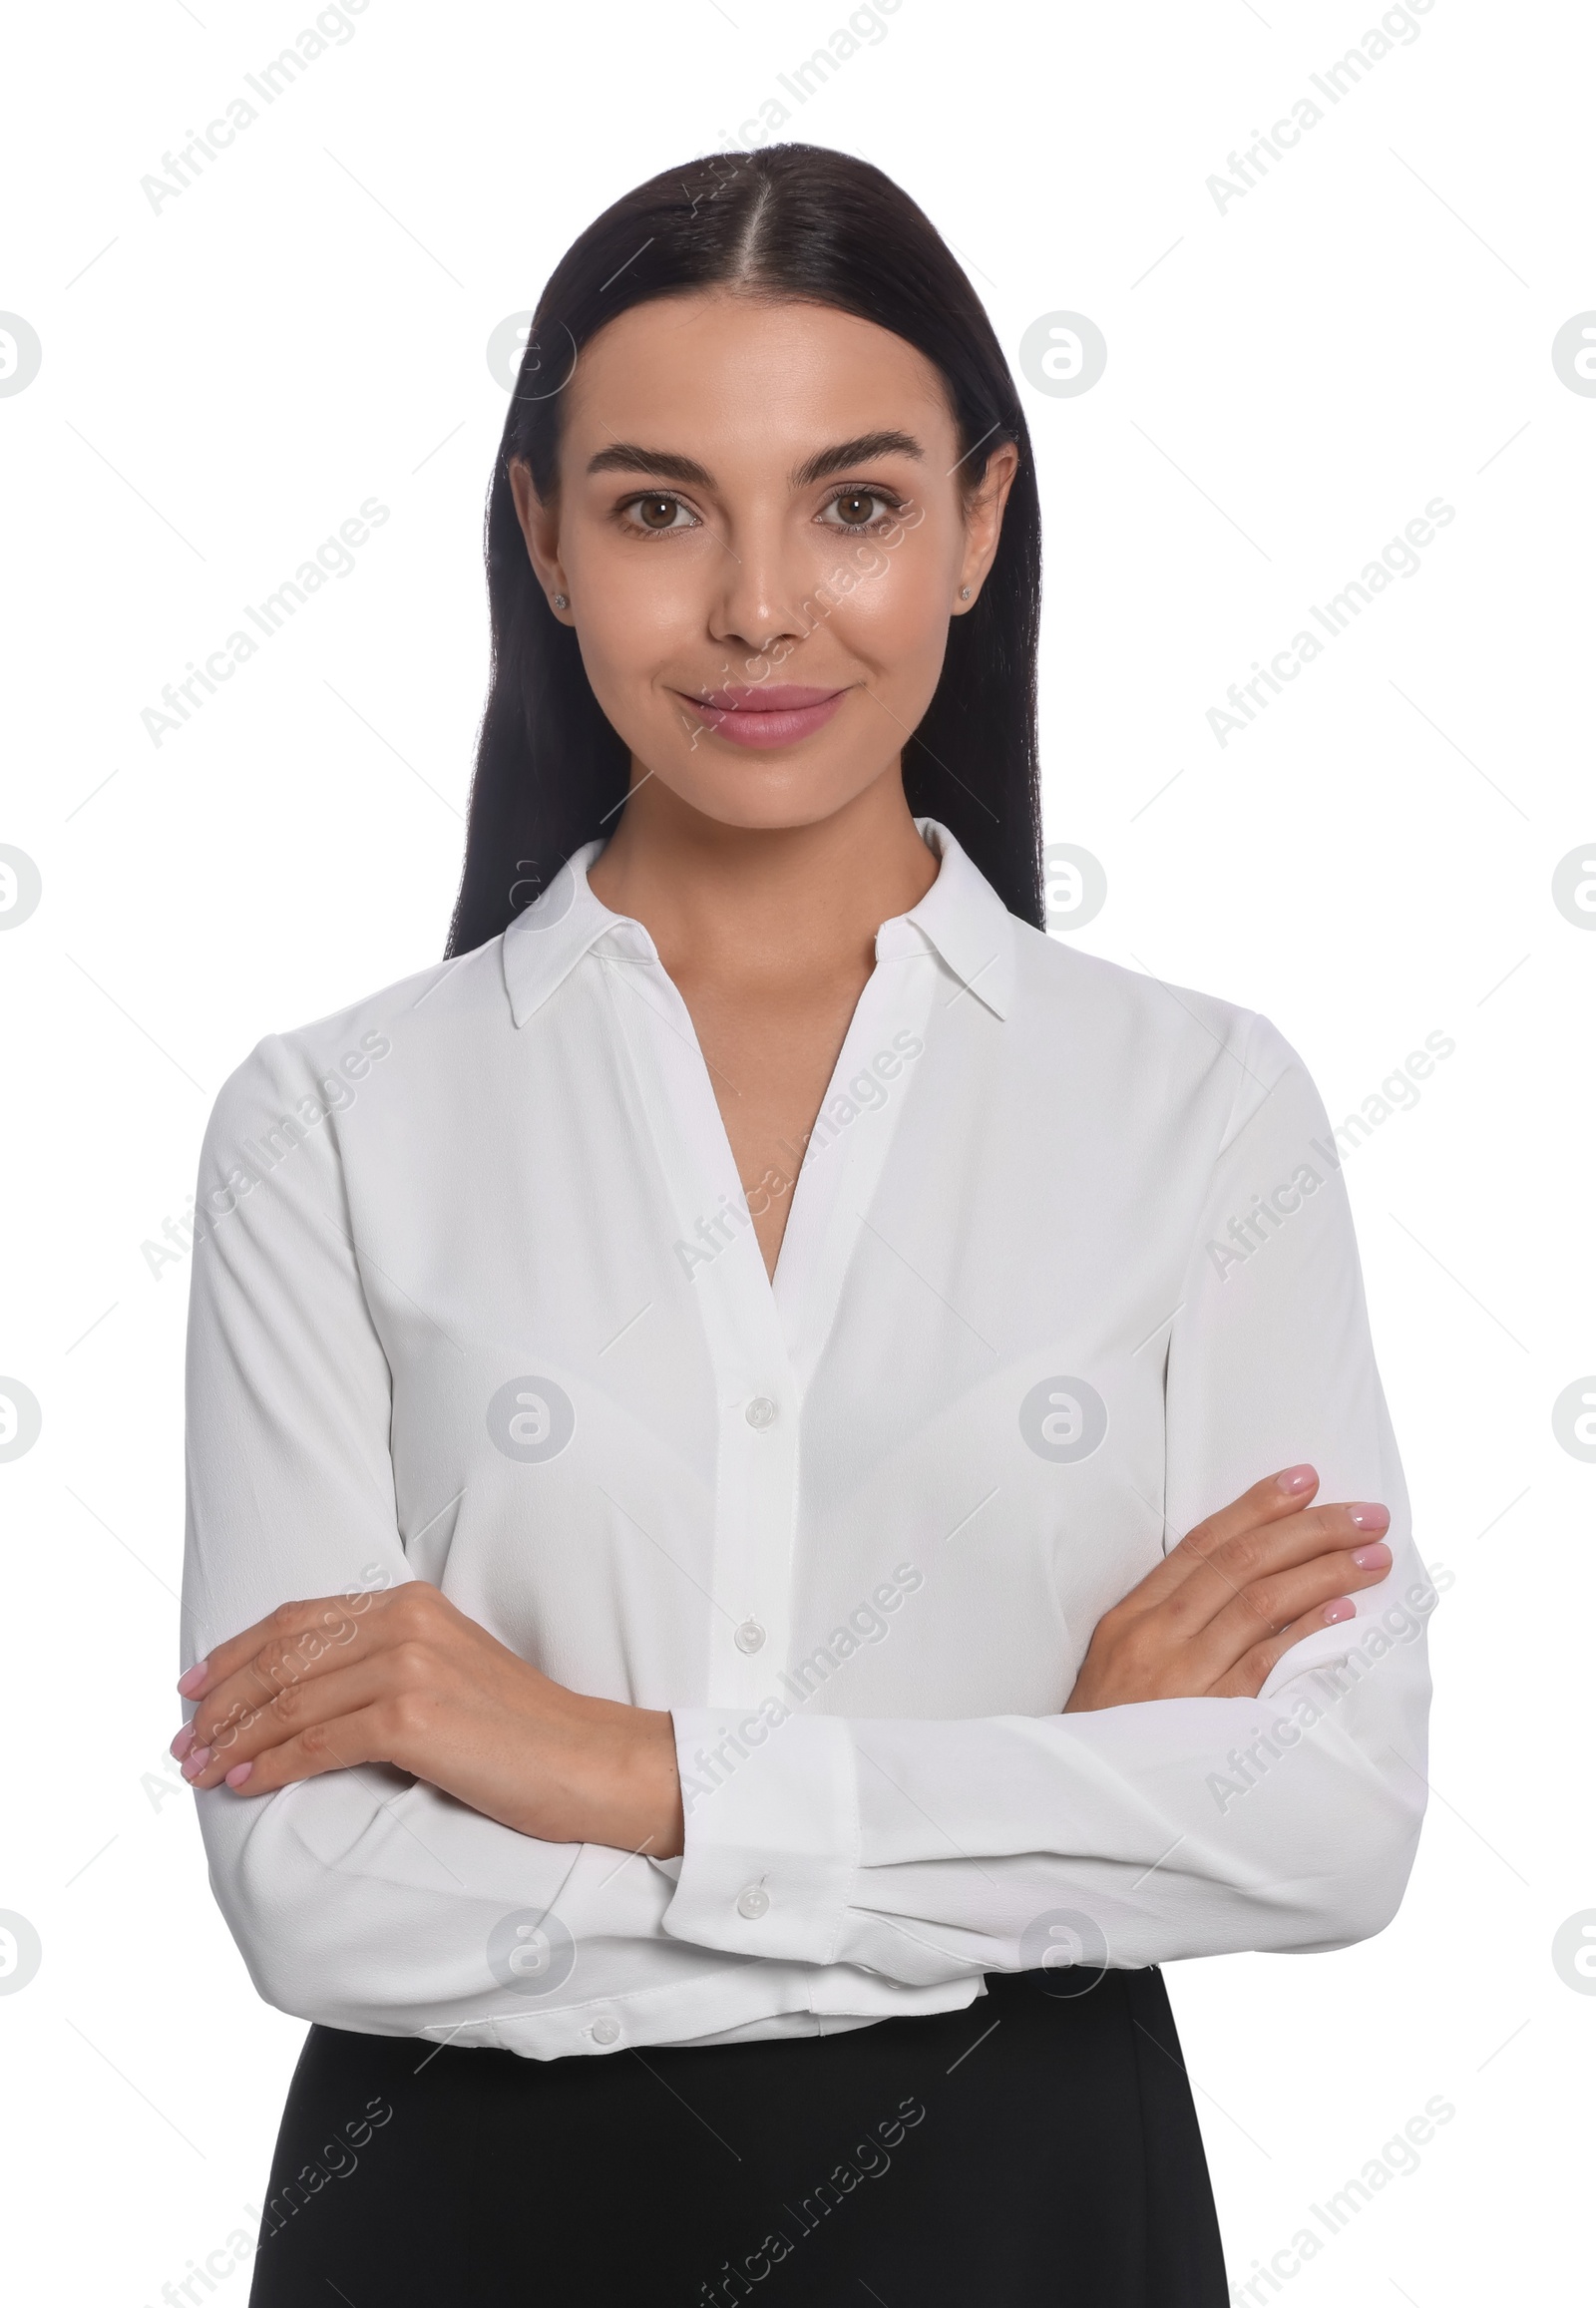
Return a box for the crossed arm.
[172,1463,1396,1857]
[177,1018,1432,2036]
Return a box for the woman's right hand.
[1063,1464,1392,1713]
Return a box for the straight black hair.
[444,142,1043,959]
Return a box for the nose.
[705,512,814,669]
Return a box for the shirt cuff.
[658,1707,860,1967]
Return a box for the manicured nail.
[1348,1504,1390,1532]
[1351,1543,1393,1571]
[177,1660,209,1698]
[1322,1598,1356,1624]
[1277,1464,1317,1495]
[224,1762,253,1789]
[170,1723,197,1760]
[181,1744,211,1780]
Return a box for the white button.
[736,1884,770,1920]
[734,1618,765,1654]
[745,1396,777,1428]
[592,2016,620,2046]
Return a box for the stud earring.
[552,591,569,609]
[960,585,972,599]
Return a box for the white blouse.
[181,818,1433,2061]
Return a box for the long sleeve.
[658,1012,1434,1985]
[180,1035,756,2058]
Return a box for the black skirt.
[246,1966,1228,2306]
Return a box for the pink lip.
[675,683,848,749]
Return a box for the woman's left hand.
[171,1581,685,1857]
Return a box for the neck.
[585,763,942,991]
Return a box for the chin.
[668,763,876,835]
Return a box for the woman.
[176,144,1433,2306]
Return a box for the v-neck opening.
[598,930,939,1383]
[571,830,967,1378]
[653,951,885,1320]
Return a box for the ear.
[508,457,575,622]
[954,439,1020,611]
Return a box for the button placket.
[772,943,942,1395]
[720,1391,797,1704]
[598,954,800,1710]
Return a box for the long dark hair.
[444,142,1043,959]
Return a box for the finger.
[178,1585,424,1758]
[179,1597,378,1708]
[1195,1541,1393,1694]
[194,1702,407,1798]
[1133,1467,1324,1609]
[181,1649,419,1784]
[179,1588,384,1705]
[1161,1500,1391,1635]
[1206,1592,1366,1701]
[182,1605,373,1762]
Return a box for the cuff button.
[735,1884,771,1920]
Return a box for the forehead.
[559,291,956,472]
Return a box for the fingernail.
[1348,1504,1390,1532]
[181,1745,211,1780]
[170,1724,197,1760]
[1277,1464,1317,1495]
[224,1762,253,1789]
[177,1660,209,1698]
[1322,1598,1356,1625]
[1351,1543,1393,1572]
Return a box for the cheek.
[569,566,700,702]
[832,545,957,685]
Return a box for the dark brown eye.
[832,491,877,527]
[635,496,679,530]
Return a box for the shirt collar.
[892,816,1014,1019]
[501,838,638,1028]
[501,815,1015,1028]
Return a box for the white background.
[2,1,1591,2300]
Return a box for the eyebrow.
[584,429,926,492]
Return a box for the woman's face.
[508,290,1017,833]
